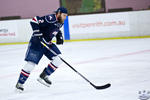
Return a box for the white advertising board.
[69,13,130,35]
[0,20,18,39]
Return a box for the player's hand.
[56,31,64,45]
[56,36,64,45]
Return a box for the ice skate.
[37,69,52,87]
[15,82,24,92]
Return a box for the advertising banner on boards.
[0,20,18,39]
[69,12,130,35]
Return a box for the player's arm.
[30,16,43,37]
[30,16,52,46]
[30,14,57,37]
[56,30,64,45]
[30,15,55,44]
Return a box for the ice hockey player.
[15,7,68,92]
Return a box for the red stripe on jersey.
[32,17,37,22]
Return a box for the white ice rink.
[0,38,150,100]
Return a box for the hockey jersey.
[30,14,63,44]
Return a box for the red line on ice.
[0,49,150,78]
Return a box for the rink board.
[0,10,150,44]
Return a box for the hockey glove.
[56,31,64,45]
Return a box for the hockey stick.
[41,41,111,90]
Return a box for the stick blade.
[94,83,111,90]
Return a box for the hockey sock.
[45,63,58,76]
[18,69,30,84]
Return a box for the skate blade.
[15,88,23,93]
[37,78,50,87]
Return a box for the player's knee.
[51,55,63,67]
[22,61,36,73]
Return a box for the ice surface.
[0,38,150,100]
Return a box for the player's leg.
[37,43,63,87]
[16,41,43,91]
[16,61,35,91]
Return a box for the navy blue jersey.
[30,14,63,43]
